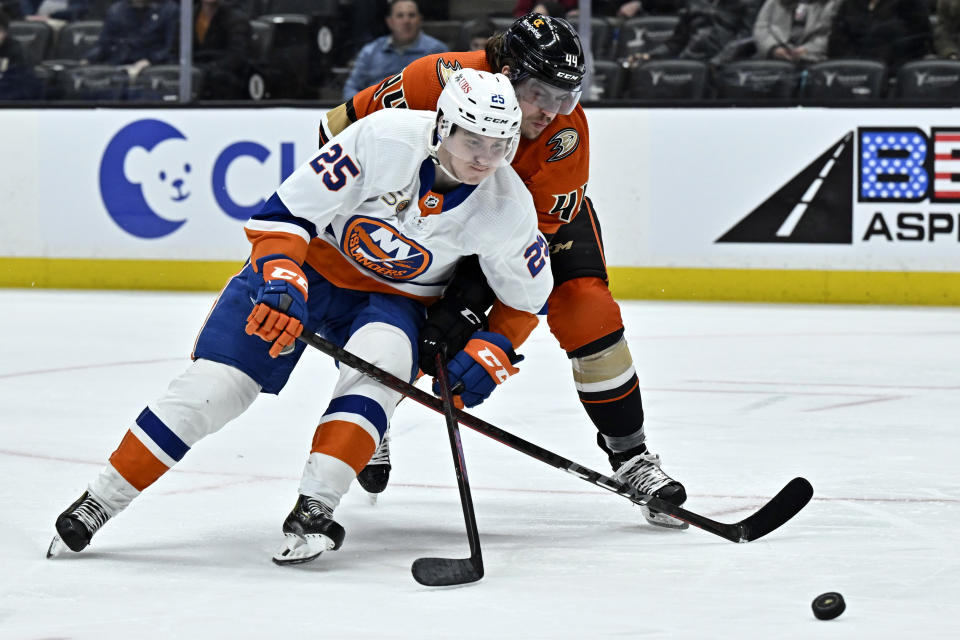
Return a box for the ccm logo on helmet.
[556,71,579,81]
[484,116,510,124]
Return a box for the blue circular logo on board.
[99,119,190,239]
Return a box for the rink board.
[0,106,958,304]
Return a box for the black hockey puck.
[811,592,845,620]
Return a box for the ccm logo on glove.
[267,264,308,294]
[466,343,517,383]
[434,331,522,408]
[245,256,309,358]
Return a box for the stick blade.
[738,477,814,542]
[411,556,484,587]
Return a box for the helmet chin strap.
[433,155,462,183]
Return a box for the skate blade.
[366,492,378,506]
[46,535,69,558]
[641,506,689,530]
[272,533,336,566]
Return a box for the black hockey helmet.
[503,13,585,92]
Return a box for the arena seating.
[129,65,204,102]
[61,64,129,100]
[623,59,709,100]
[8,20,53,68]
[614,16,679,61]
[588,59,624,100]
[803,59,888,102]
[48,20,103,61]
[2,8,955,105]
[714,60,800,100]
[896,59,960,101]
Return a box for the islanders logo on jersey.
[341,216,432,280]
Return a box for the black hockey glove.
[419,255,497,375]
[419,294,488,376]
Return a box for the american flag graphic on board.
[933,129,960,201]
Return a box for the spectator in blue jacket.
[85,0,177,78]
[342,0,446,99]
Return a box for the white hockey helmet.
[430,69,522,172]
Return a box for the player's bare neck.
[432,171,462,193]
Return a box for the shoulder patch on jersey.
[436,58,463,87]
[341,216,432,281]
[546,128,579,162]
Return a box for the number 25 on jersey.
[310,144,359,191]
[524,235,548,276]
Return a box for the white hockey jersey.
[244,109,552,314]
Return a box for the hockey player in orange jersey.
[321,13,688,529]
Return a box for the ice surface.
[2,290,958,638]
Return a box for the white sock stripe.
[574,365,637,393]
[319,411,382,445]
[129,422,178,468]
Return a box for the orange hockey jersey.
[319,50,590,236]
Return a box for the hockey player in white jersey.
[47,68,552,566]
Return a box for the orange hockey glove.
[245,255,308,358]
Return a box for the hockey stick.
[298,331,813,543]
[410,352,484,586]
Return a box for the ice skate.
[601,435,688,530]
[272,495,346,566]
[357,431,391,504]
[47,491,112,558]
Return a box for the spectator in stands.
[342,0,446,99]
[827,0,931,69]
[636,0,762,63]
[193,0,250,99]
[753,0,839,63]
[934,0,960,59]
[85,0,177,79]
[0,7,40,98]
[20,0,88,22]
[466,18,497,51]
[345,0,450,66]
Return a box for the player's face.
[518,99,556,139]
[514,78,581,139]
[438,128,516,184]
